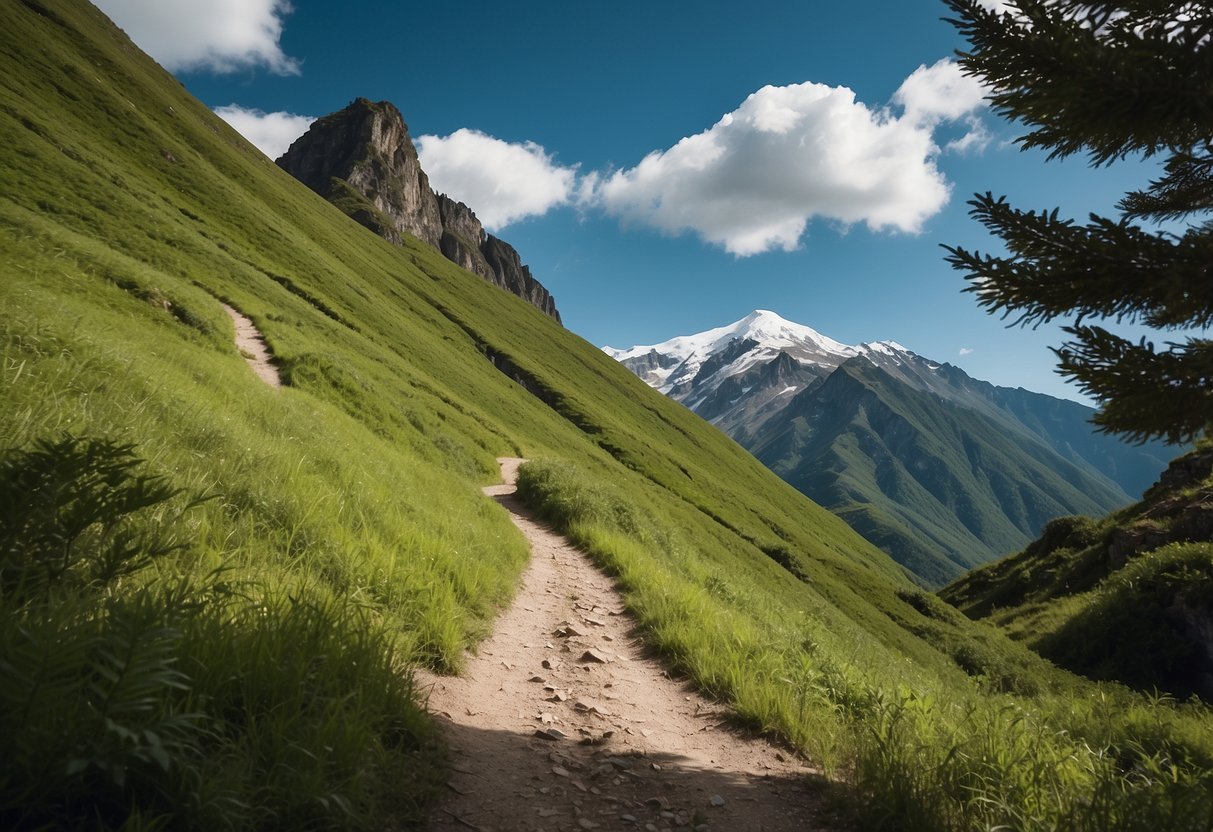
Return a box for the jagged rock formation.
[278,98,560,322]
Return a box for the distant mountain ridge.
[607,310,1172,585]
[277,98,561,321]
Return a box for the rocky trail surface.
[419,458,824,832]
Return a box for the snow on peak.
[858,340,911,357]
[604,311,923,396]
[608,310,856,365]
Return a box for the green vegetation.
[518,459,1213,831]
[943,448,1213,702]
[1,437,440,829]
[1,1,1210,829]
[752,358,1142,586]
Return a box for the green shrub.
[0,437,440,829]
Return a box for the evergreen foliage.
[942,0,1213,443]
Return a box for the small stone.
[574,699,611,716]
[539,712,556,724]
[542,658,562,670]
[674,813,689,827]
[660,811,675,820]
[529,675,546,683]
[538,808,559,818]
[605,757,632,770]
[552,765,570,778]
[646,797,671,810]
[535,728,568,741]
[580,648,612,663]
[620,814,637,823]
[709,794,725,807]
[578,819,600,830]
[650,763,662,771]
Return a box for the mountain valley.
[1,2,1210,830]
[609,310,1172,584]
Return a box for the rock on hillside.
[278,98,560,322]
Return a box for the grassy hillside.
[752,359,1133,586]
[942,446,1213,701]
[2,2,1211,830]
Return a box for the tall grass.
[0,436,443,829]
[517,458,1213,831]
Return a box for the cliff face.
[278,99,561,323]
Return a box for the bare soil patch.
[419,458,825,832]
[222,303,281,388]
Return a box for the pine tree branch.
[943,193,1213,329]
[1119,145,1213,219]
[944,0,1213,164]
[1056,326,1213,443]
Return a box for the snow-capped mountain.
[604,310,924,439]
[606,310,1171,586]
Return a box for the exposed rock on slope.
[278,98,560,322]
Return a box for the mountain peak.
[277,98,561,321]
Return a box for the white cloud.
[416,129,578,230]
[893,59,988,126]
[214,105,313,159]
[974,0,1017,13]
[587,62,989,257]
[959,347,975,356]
[96,0,299,74]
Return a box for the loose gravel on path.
[419,458,825,832]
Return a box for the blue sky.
[97,0,1177,402]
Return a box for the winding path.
[419,458,824,832]
[222,303,281,388]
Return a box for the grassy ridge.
[943,447,1213,701]
[1,1,1211,829]
[518,459,1213,831]
[754,359,1135,586]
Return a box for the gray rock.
[278,98,561,322]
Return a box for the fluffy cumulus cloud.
[959,347,975,356]
[589,60,989,256]
[893,59,988,126]
[416,130,578,231]
[95,0,299,74]
[213,106,313,160]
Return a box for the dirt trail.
[419,458,824,832]
[222,303,281,388]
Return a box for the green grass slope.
[1,2,1211,829]
[752,359,1132,586]
[941,446,1213,701]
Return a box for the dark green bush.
[0,437,440,829]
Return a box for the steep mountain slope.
[941,447,1213,700]
[277,98,561,321]
[609,310,1171,585]
[2,4,1210,830]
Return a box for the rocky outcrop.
[437,195,561,320]
[277,98,561,323]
